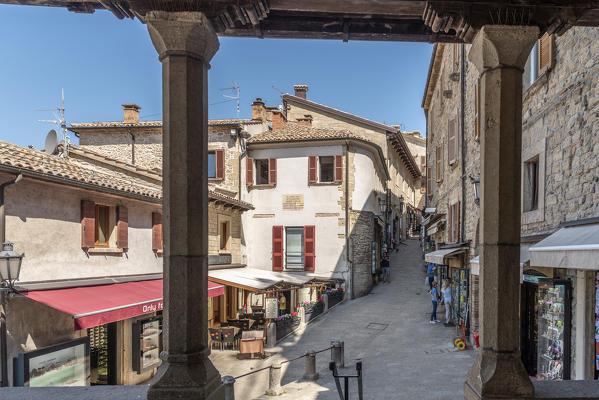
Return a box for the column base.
[148,357,224,400]
[465,349,533,400]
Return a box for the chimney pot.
[293,85,309,99]
[122,104,141,123]
[252,98,267,122]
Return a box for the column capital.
[468,25,539,74]
[147,11,219,63]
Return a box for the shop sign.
[14,337,90,387]
[265,297,278,319]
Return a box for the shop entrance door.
[521,281,539,376]
[88,323,117,385]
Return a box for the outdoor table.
[239,330,264,357]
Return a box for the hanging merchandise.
[536,279,571,381]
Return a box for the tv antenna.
[219,81,240,118]
[37,89,70,156]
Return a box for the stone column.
[145,11,223,400]
[465,25,538,400]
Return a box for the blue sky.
[0,5,432,149]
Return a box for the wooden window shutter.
[152,212,162,251]
[435,146,442,182]
[539,33,555,75]
[448,119,456,165]
[474,78,480,140]
[334,155,343,183]
[268,158,277,185]
[304,225,315,271]
[426,166,432,197]
[117,206,128,249]
[215,149,225,180]
[81,200,95,248]
[453,202,460,243]
[246,157,254,185]
[272,226,283,271]
[308,155,318,183]
[447,204,453,242]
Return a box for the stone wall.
[349,210,375,297]
[208,203,243,264]
[208,126,241,196]
[521,27,599,235]
[79,130,162,171]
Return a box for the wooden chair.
[209,328,222,351]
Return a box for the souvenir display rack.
[132,316,162,373]
[536,279,571,381]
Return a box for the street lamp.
[469,176,480,205]
[0,242,23,387]
[379,198,387,215]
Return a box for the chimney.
[293,85,308,99]
[296,114,313,127]
[251,98,266,122]
[271,110,286,130]
[122,104,141,123]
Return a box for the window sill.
[209,178,224,182]
[155,249,163,257]
[309,182,341,186]
[219,251,231,255]
[88,247,124,255]
[248,184,276,189]
[523,72,549,102]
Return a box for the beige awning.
[208,267,314,292]
[424,247,467,264]
[529,223,599,269]
[470,245,531,277]
[426,219,445,235]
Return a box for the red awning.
[20,279,224,330]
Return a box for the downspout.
[128,129,135,165]
[345,141,352,299]
[460,43,466,243]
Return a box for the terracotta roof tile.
[247,123,365,144]
[69,119,263,130]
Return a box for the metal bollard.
[331,340,345,368]
[323,294,329,314]
[222,375,235,400]
[266,322,277,348]
[265,362,284,396]
[303,350,319,380]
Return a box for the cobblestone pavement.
[210,238,475,399]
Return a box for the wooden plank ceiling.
[1,0,598,42]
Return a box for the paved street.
[210,238,475,399]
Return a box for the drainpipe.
[345,141,352,299]
[460,43,466,243]
[0,173,23,387]
[128,129,135,165]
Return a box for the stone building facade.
[423,27,599,381]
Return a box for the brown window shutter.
[308,155,318,183]
[216,149,225,180]
[426,166,432,197]
[117,206,128,249]
[152,212,163,251]
[304,225,315,271]
[272,226,284,271]
[268,158,277,185]
[474,79,480,140]
[81,200,95,248]
[448,204,453,242]
[246,157,254,185]
[435,146,442,182]
[539,33,555,75]
[448,119,455,165]
[455,202,461,242]
[334,155,343,183]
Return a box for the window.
[435,146,442,183]
[95,205,110,247]
[523,33,554,91]
[208,151,216,179]
[255,159,269,184]
[285,227,304,269]
[448,118,457,165]
[319,156,334,182]
[524,158,539,212]
[427,166,432,197]
[219,221,230,251]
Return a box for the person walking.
[430,281,440,324]
[426,262,436,290]
[381,252,390,283]
[278,293,287,317]
[441,279,452,326]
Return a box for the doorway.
[88,322,117,385]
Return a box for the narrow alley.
[211,239,475,400]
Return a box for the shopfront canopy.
[425,247,467,264]
[208,267,315,292]
[470,245,530,276]
[530,223,599,269]
[20,279,224,330]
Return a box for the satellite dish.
[44,129,59,155]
